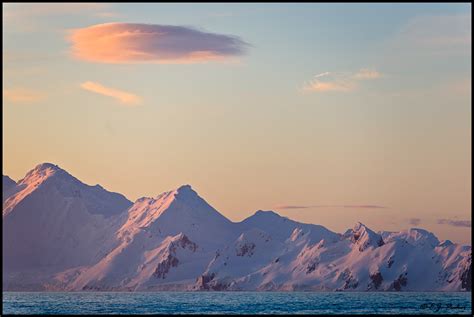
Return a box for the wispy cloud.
[80,81,142,106]
[68,23,249,64]
[408,218,422,226]
[302,68,381,93]
[437,219,471,228]
[314,72,331,78]
[3,88,45,104]
[274,204,387,210]
[354,68,381,80]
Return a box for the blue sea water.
[2,292,472,315]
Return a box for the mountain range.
[3,163,471,291]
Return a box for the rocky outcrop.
[368,272,383,290]
[460,262,471,291]
[152,254,179,279]
[390,272,408,291]
[152,233,197,279]
[170,233,198,253]
[338,268,359,290]
[236,242,256,257]
[194,273,231,291]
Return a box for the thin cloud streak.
[354,68,381,80]
[437,219,471,228]
[408,218,422,226]
[302,68,381,93]
[274,204,387,210]
[80,81,142,106]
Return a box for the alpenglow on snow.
[3,163,472,292]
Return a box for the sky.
[3,3,471,244]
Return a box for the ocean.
[2,292,472,315]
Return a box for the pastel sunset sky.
[3,3,471,244]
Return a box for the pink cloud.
[80,81,142,106]
[68,23,249,64]
[302,80,354,93]
[302,68,381,93]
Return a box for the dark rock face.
[152,254,179,279]
[340,269,358,290]
[368,272,383,290]
[175,234,198,252]
[352,232,361,242]
[460,263,471,291]
[196,273,216,290]
[391,272,408,291]
[236,242,256,257]
[387,257,394,268]
[306,263,317,274]
[195,273,230,291]
[152,234,198,280]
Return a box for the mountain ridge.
[2,163,471,292]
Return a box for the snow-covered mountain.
[2,163,471,291]
[3,163,132,290]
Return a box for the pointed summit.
[173,184,200,202]
[350,222,384,251]
[119,184,236,248]
[19,162,67,186]
[4,162,131,218]
[251,210,281,219]
[34,162,60,171]
[382,228,440,247]
[176,184,193,192]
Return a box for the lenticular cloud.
[68,23,249,64]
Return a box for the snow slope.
[67,185,239,291]
[3,163,132,290]
[2,163,471,291]
[3,175,16,201]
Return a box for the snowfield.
[3,163,472,291]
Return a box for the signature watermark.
[420,302,467,312]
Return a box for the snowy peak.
[20,162,62,183]
[3,162,131,218]
[127,184,226,225]
[381,228,440,248]
[253,210,281,218]
[33,162,61,172]
[119,184,236,249]
[3,163,472,292]
[174,184,195,197]
[350,222,385,252]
